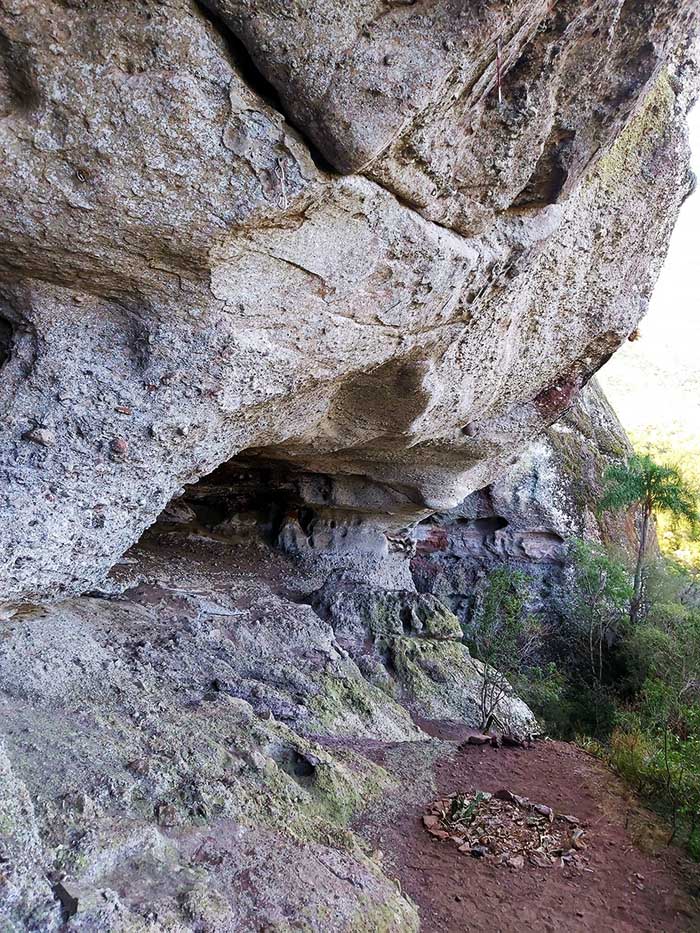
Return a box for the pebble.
[22,428,55,447]
[466,734,492,746]
[110,437,129,459]
[154,802,178,827]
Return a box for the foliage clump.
[464,452,700,855]
[464,567,541,732]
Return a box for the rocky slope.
[0,523,533,932]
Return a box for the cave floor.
[349,724,700,933]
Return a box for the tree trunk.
[631,500,650,625]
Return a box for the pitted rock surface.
[0,1,697,601]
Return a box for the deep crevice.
[194,0,337,175]
[0,29,41,115]
[50,882,78,922]
[0,315,14,369]
[196,3,535,248]
[511,127,576,208]
[461,515,509,535]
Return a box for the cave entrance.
[147,449,420,566]
[151,455,307,546]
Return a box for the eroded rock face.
[0,0,697,601]
[412,378,642,620]
[203,0,694,229]
[0,522,537,931]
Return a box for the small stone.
[22,428,55,447]
[559,813,581,825]
[110,437,129,459]
[154,802,178,827]
[466,734,492,746]
[127,757,150,775]
[534,803,554,822]
[469,845,489,858]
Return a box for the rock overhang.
[0,0,697,601]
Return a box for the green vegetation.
[464,568,541,731]
[629,434,700,571]
[467,453,700,854]
[599,453,698,622]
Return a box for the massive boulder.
[0,0,697,602]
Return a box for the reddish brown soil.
[358,723,700,932]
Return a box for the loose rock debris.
[423,789,588,869]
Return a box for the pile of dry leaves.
[423,789,588,869]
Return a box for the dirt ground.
[353,721,700,933]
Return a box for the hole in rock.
[511,127,575,208]
[517,530,566,560]
[266,742,317,787]
[400,604,414,635]
[0,29,41,116]
[0,314,14,368]
[462,516,509,535]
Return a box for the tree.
[555,539,633,734]
[599,454,699,624]
[621,605,700,845]
[466,568,541,733]
[567,540,632,685]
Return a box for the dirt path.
[354,723,700,932]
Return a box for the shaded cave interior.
[142,453,566,605]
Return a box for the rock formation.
[1,0,699,929]
[0,0,696,602]
[412,377,641,619]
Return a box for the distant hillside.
[599,104,700,565]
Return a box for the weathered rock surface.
[411,377,641,619]
[0,523,535,931]
[1,3,699,929]
[0,0,697,601]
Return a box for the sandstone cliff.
[0,1,698,930]
[0,0,696,601]
[412,377,641,618]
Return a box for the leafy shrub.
[465,567,542,731]
[512,662,569,735]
